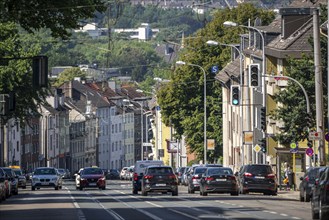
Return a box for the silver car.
[31,167,62,191]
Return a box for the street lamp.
[224,21,266,164]
[206,40,247,165]
[175,60,207,164]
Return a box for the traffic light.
[260,138,267,153]
[249,63,260,87]
[260,107,266,131]
[230,85,240,106]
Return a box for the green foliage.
[0,0,107,39]
[271,54,326,146]
[0,23,48,123]
[53,67,86,87]
[156,3,275,161]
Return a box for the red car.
[75,167,106,190]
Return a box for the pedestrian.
[284,165,291,190]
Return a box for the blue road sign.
[211,65,219,73]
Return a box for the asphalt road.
[0,179,312,220]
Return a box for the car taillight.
[228,176,236,180]
[192,175,200,180]
[205,177,214,181]
[305,176,309,182]
[144,175,153,179]
[266,174,276,179]
[133,173,138,181]
[244,172,253,177]
[325,184,329,190]
[169,174,177,179]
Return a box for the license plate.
[41,182,49,185]
[156,183,166,186]
[216,179,226,181]
[89,183,97,186]
[308,184,314,187]
[255,176,265,179]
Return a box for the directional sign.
[306,148,314,157]
[211,65,219,73]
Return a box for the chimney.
[279,7,312,39]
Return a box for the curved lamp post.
[176,60,207,164]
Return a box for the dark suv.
[141,165,178,196]
[299,167,321,202]
[311,166,329,220]
[235,164,277,195]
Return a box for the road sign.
[290,142,297,149]
[211,65,219,73]
[254,144,261,153]
[306,148,314,157]
[309,131,322,140]
[325,133,329,142]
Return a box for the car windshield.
[307,168,320,179]
[13,170,22,175]
[83,168,103,175]
[34,168,56,175]
[247,165,272,174]
[2,169,13,176]
[208,168,233,175]
[195,168,207,174]
[147,167,173,174]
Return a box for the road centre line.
[65,187,86,220]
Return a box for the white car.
[31,167,62,191]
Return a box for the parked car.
[126,166,134,180]
[75,167,106,190]
[181,166,190,186]
[0,167,11,198]
[120,167,128,180]
[1,167,18,195]
[132,160,164,194]
[311,166,329,220]
[141,165,178,196]
[199,167,238,196]
[187,166,207,194]
[176,167,186,185]
[31,167,63,191]
[107,169,120,180]
[299,167,321,202]
[11,167,27,189]
[0,168,7,202]
[235,164,277,195]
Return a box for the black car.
[311,166,329,220]
[107,169,120,180]
[235,164,277,195]
[299,167,321,202]
[199,167,238,196]
[141,165,178,196]
[187,166,207,193]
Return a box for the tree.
[157,3,275,161]
[0,0,107,39]
[53,67,86,87]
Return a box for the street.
[0,179,312,220]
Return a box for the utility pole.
[313,8,326,165]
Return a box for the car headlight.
[32,177,39,182]
[51,177,58,181]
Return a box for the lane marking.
[65,186,86,220]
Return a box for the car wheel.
[79,186,83,191]
[102,186,106,190]
[172,189,178,196]
[231,191,239,196]
[55,186,59,190]
[133,189,138,194]
[23,186,26,189]
[31,186,35,191]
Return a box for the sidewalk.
[277,189,300,200]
